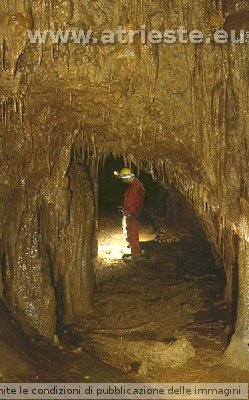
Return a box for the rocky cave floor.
[68,215,249,383]
[2,215,249,383]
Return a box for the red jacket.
[123,178,145,216]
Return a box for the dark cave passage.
[0,153,245,382]
[98,154,224,279]
[59,154,236,380]
[1,0,249,383]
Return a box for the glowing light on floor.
[97,218,155,263]
[98,242,128,261]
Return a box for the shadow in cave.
[70,154,234,380]
[98,154,222,278]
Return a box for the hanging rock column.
[57,159,96,325]
[40,156,97,327]
[3,197,57,339]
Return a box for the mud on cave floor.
[65,215,249,382]
[0,299,130,383]
[3,215,249,383]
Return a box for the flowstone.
[83,336,195,373]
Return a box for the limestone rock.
[83,336,195,373]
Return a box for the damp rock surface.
[0,0,248,372]
[0,301,36,379]
[0,299,130,382]
[61,216,249,381]
[83,336,195,374]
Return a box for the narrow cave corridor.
[1,0,249,391]
[0,152,248,384]
[66,155,234,381]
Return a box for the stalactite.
[0,0,247,368]
[39,44,44,66]
[4,99,7,130]
[139,119,143,145]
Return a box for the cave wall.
[0,0,248,364]
[39,155,97,328]
[0,60,98,337]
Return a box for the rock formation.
[0,0,248,369]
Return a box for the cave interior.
[0,0,249,383]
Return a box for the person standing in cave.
[114,168,145,262]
